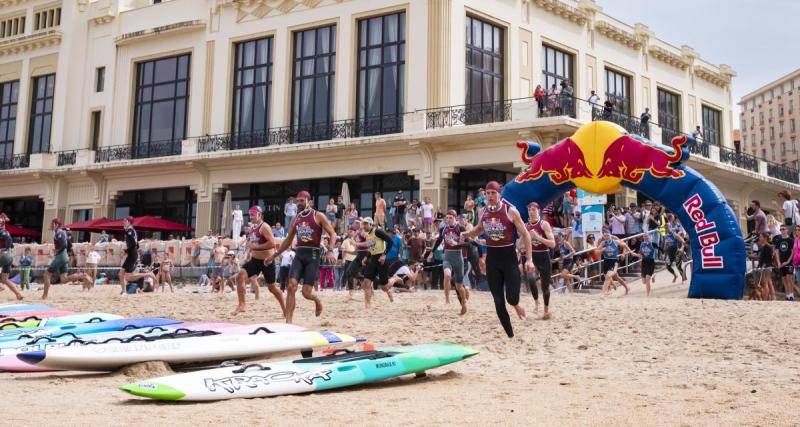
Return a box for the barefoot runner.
[525,202,556,318]
[267,191,336,323]
[430,210,468,314]
[355,217,393,308]
[462,181,534,338]
[631,231,656,296]
[599,231,631,296]
[0,215,24,300]
[232,206,286,316]
[117,216,156,296]
[43,218,92,299]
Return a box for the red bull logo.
[597,134,687,184]
[515,138,593,185]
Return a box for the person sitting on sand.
[385,261,420,293]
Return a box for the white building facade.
[0,0,793,239]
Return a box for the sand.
[2,276,799,426]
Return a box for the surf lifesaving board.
[0,313,122,329]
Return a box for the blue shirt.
[386,235,403,261]
[601,239,619,260]
[664,232,678,249]
[19,255,32,267]
[639,242,655,259]
[273,228,286,238]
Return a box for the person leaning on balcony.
[588,90,600,108]
[547,83,560,113]
[534,85,545,116]
[692,126,703,141]
[640,108,651,138]
[603,97,614,120]
[560,80,574,117]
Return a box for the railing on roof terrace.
[95,140,182,163]
[766,161,800,184]
[197,115,404,153]
[0,153,29,170]
[718,146,759,173]
[425,100,512,129]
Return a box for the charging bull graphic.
[502,121,745,300]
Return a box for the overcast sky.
[597,0,800,118]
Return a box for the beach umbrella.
[63,217,111,232]
[221,190,232,237]
[87,216,194,232]
[5,224,41,237]
[341,181,350,206]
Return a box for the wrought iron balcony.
[719,146,759,173]
[95,140,182,163]
[425,100,512,129]
[0,153,29,170]
[197,115,404,153]
[55,150,78,166]
[767,162,800,184]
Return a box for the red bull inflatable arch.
[502,121,746,299]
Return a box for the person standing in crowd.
[345,203,359,229]
[631,231,656,296]
[750,232,777,300]
[662,224,687,284]
[561,190,574,228]
[319,237,336,290]
[407,228,426,266]
[534,84,545,116]
[464,194,477,226]
[232,203,244,238]
[273,222,285,238]
[747,200,768,236]
[385,228,403,266]
[626,204,643,237]
[232,206,286,317]
[767,215,781,238]
[278,248,295,292]
[392,191,407,230]
[421,197,434,233]
[791,225,800,300]
[405,199,419,230]
[325,198,338,227]
[462,181,534,338]
[98,230,109,243]
[774,224,796,300]
[560,79,574,117]
[85,244,101,290]
[355,217,394,307]
[588,90,600,109]
[268,191,336,323]
[609,207,627,239]
[284,197,297,231]
[571,210,583,250]
[547,83,559,113]
[774,190,799,226]
[640,108,651,138]
[692,125,703,141]
[0,215,24,300]
[339,228,358,294]
[335,196,346,235]
[524,202,555,317]
[374,192,387,228]
[431,210,469,314]
[19,247,32,291]
[117,216,155,297]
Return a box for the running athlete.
[431,210,468,314]
[525,202,556,318]
[599,231,631,296]
[232,206,286,317]
[458,214,483,291]
[462,181,534,338]
[344,223,369,298]
[43,218,92,299]
[631,232,656,296]
[662,224,687,284]
[554,232,581,293]
[355,217,394,307]
[267,191,336,323]
[118,216,156,296]
[0,215,23,300]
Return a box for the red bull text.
[683,194,723,269]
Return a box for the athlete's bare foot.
[533,300,540,313]
[231,304,246,316]
[314,299,323,317]
[459,304,467,315]
[542,310,552,320]
[513,304,526,320]
[672,274,678,283]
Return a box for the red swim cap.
[51,218,62,227]
[297,190,311,200]
[248,206,262,215]
[124,216,135,223]
[446,210,458,217]
[486,181,502,192]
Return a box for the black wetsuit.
[122,226,139,273]
[481,204,521,338]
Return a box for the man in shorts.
[43,218,92,299]
[631,231,656,296]
[431,210,468,314]
[374,192,387,228]
[599,230,631,296]
[0,215,24,300]
[355,217,394,307]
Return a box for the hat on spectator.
[446,209,457,217]
[361,217,374,225]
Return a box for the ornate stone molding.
[530,0,587,26]
[0,30,62,57]
[694,65,731,87]
[0,0,33,8]
[219,0,349,22]
[115,20,206,46]
[648,46,690,70]
[595,21,642,50]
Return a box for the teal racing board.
[120,342,478,401]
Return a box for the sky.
[596,0,800,120]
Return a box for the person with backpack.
[774,190,800,226]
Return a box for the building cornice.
[739,67,800,103]
[530,0,587,26]
[648,46,690,70]
[595,21,642,50]
[115,20,206,46]
[693,64,732,88]
[0,30,62,58]
[219,0,350,22]
[0,0,33,8]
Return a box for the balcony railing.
[0,153,29,170]
[55,149,78,166]
[95,140,182,163]
[197,115,404,153]
[767,162,800,184]
[425,100,512,129]
[719,146,759,173]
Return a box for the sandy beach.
[2,277,798,426]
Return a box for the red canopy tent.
[6,224,41,237]
[63,217,111,232]
[87,216,194,232]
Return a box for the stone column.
[194,191,223,237]
[427,0,451,109]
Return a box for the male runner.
[0,215,23,300]
[43,218,92,299]
[457,213,484,290]
[525,202,556,318]
[118,216,156,296]
[662,224,687,284]
[232,206,286,316]
[599,230,631,296]
[374,192,387,228]
[631,231,656,296]
[355,217,394,307]
[431,210,468,314]
[462,181,534,338]
[267,191,336,323]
